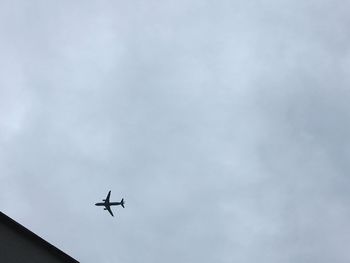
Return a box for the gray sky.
[1,0,350,262]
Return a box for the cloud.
[1,0,350,262]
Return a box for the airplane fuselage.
[95,202,122,206]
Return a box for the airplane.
[95,191,125,217]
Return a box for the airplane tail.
[121,198,125,208]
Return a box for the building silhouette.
[0,212,79,262]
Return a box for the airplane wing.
[105,191,111,202]
[106,205,114,217]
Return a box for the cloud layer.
[1,1,350,262]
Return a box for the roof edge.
[0,212,79,263]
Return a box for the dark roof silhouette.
[0,211,79,262]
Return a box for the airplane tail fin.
[121,198,125,208]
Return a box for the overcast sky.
[1,1,350,262]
